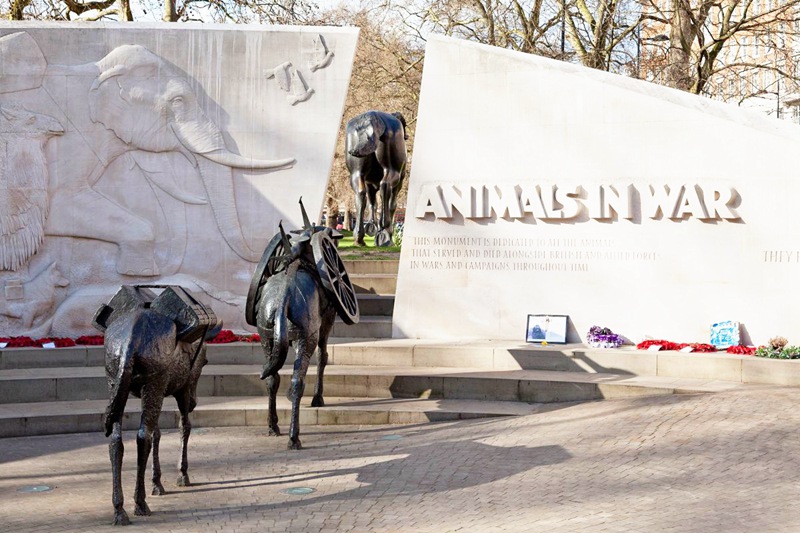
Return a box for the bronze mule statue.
[346,110,408,247]
[246,199,359,449]
[94,285,218,525]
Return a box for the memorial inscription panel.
[393,36,800,344]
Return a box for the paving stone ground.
[2,386,799,532]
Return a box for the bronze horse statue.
[246,199,359,449]
[94,285,217,525]
[346,110,408,247]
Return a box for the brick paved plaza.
[2,386,799,532]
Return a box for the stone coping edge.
[2,340,800,386]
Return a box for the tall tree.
[642,0,800,95]
[562,0,642,71]
[6,0,319,22]
[9,0,32,19]
[410,0,651,73]
[411,0,567,58]
[321,2,424,226]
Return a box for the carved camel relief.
[0,104,64,271]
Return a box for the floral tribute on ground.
[205,330,260,344]
[633,340,759,354]
[0,336,76,347]
[0,330,259,348]
[586,326,626,348]
[636,340,717,352]
[753,336,800,359]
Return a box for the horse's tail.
[346,112,386,157]
[391,112,408,139]
[103,331,135,437]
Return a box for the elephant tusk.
[199,150,295,171]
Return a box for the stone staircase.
[2,258,788,438]
[331,260,396,339]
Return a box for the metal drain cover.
[283,487,315,496]
[18,485,53,493]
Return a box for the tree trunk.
[325,196,338,229]
[666,0,695,91]
[119,0,133,21]
[163,0,177,22]
[9,0,30,19]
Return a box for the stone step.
[333,316,392,339]
[356,294,395,316]
[0,364,737,406]
[342,260,399,275]
[4,341,797,386]
[0,396,532,438]
[0,340,373,370]
[327,340,800,386]
[351,274,397,295]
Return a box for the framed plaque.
[526,314,568,344]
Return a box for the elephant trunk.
[195,156,262,262]
[173,118,295,263]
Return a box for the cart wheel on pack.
[245,232,288,326]
[364,221,378,237]
[312,232,360,325]
[374,229,394,247]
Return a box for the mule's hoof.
[288,438,302,450]
[268,426,281,437]
[151,483,166,496]
[134,502,151,517]
[176,474,191,487]
[112,510,131,526]
[311,396,324,407]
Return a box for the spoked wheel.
[245,232,288,326]
[312,232,360,324]
[364,221,378,237]
[374,229,394,247]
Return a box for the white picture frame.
[526,314,568,344]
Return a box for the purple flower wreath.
[586,326,625,349]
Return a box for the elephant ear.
[89,72,167,147]
[89,45,171,150]
[89,76,134,144]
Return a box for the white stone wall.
[393,35,800,345]
[0,22,357,337]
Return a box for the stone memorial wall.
[393,35,800,344]
[0,22,357,337]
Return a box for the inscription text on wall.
[414,183,740,222]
